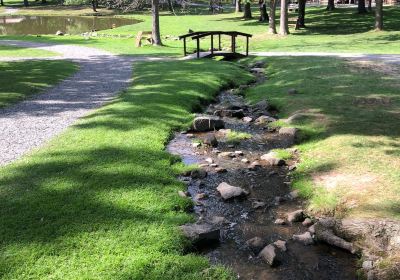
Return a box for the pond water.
[0,15,140,35]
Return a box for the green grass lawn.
[0,60,252,279]
[0,60,77,108]
[1,6,399,55]
[243,56,400,219]
[0,45,58,57]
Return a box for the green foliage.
[226,130,252,143]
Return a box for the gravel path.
[0,40,164,166]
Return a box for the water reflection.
[0,15,140,35]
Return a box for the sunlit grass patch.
[226,130,252,143]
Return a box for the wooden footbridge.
[179,31,252,59]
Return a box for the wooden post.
[246,36,249,56]
[211,35,214,55]
[183,38,187,56]
[232,36,236,53]
[218,34,221,50]
[231,36,234,52]
[196,38,200,58]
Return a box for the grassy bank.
[0,60,252,279]
[0,60,77,108]
[244,56,400,219]
[1,7,399,55]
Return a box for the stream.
[167,62,358,280]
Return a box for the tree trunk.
[375,0,383,31]
[91,0,97,12]
[23,0,29,6]
[41,0,46,3]
[243,2,252,19]
[268,0,277,34]
[236,0,242,12]
[167,0,174,13]
[368,0,372,11]
[152,0,163,45]
[296,0,306,29]
[259,0,268,22]
[358,0,367,13]
[279,0,289,35]
[1,0,4,6]
[326,0,335,11]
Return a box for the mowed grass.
[244,56,400,219]
[0,60,253,279]
[2,7,400,55]
[0,45,58,57]
[0,60,77,108]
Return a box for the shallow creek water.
[167,68,358,280]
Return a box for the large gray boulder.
[246,236,265,253]
[279,127,300,143]
[217,182,247,200]
[192,116,224,132]
[180,223,220,244]
[287,209,304,223]
[259,244,277,266]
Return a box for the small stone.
[209,216,227,225]
[287,210,304,223]
[187,133,195,138]
[199,163,209,168]
[56,30,64,36]
[302,218,313,227]
[279,127,300,143]
[217,182,247,200]
[289,190,299,199]
[308,224,316,234]
[250,67,265,74]
[274,218,286,225]
[251,160,261,166]
[241,158,250,163]
[260,151,285,166]
[255,115,276,124]
[195,193,207,200]
[252,200,266,209]
[214,109,245,119]
[178,191,187,197]
[227,144,235,148]
[210,163,218,167]
[362,260,373,270]
[191,169,207,179]
[259,244,276,266]
[273,240,287,252]
[293,232,314,245]
[243,116,253,123]
[288,165,297,171]
[203,134,218,147]
[192,142,201,148]
[234,151,244,156]
[218,152,235,158]
[205,157,213,164]
[215,167,227,173]
[246,237,265,253]
[287,88,298,95]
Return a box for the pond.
[0,15,140,35]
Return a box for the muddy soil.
[167,68,358,280]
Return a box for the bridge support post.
[211,35,214,55]
[246,36,249,56]
[218,34,221,50]
[183,38,187,56]
[196,38,200,58]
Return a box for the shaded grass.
[0,45,58,57]
[0,60,253,279]
[244,56,400,219]
[0,60,77,108]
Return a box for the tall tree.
[236,0,242,12]
[358,0,367,13]
[296,0,306,29]
[243,1,252,19]
[259,0,268,22]
[326,0,334,11]
[375,0,383,31]
[152,0,162,45]
[23,0,29,6]
[91,0,98,12]
[268,0,277,34]
[279,0,289,35]
[368,0,372,11]
[1,0,3,6]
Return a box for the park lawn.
[0,60,77,108]
[1,7,400,55]
[0,60,253,279]
[243,56,400,220]
[0,45,59,57]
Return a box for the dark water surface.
[0,15,139,35]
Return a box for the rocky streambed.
[167,62,359,280]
